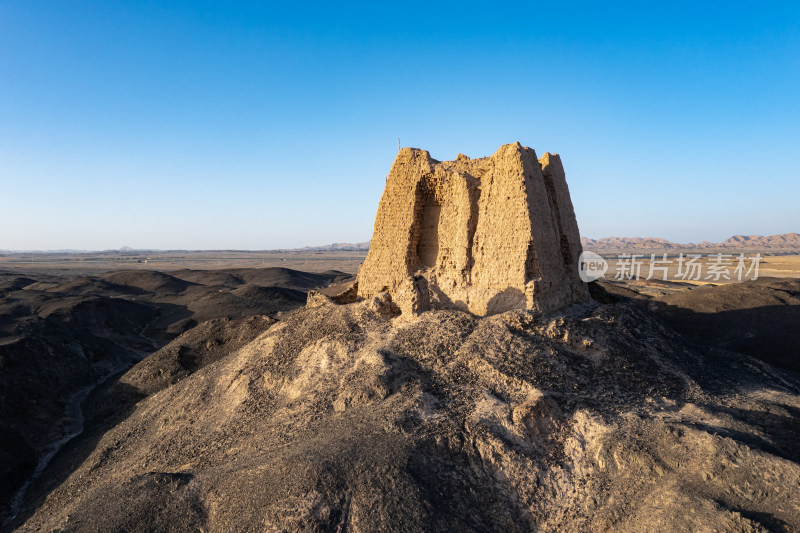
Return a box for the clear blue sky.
[1,1,798,250]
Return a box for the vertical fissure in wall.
[525,242,542,281]
[417,204,441,268]
[542,174,573,267]
[465,178,481,281]
[416,174,443,269]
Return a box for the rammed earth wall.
[356,143,589,315]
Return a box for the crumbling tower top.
[356,142,589,315]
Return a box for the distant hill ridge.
[581,232,800,252]
[298,241,370,251]
[303,234,800,253]
[2,234,798,254]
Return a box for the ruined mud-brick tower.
[356,142,589,316]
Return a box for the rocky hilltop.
[357,143,588,316]
[9,288,800,532]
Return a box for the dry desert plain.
[2,249,799,284]
[0,249,367,277]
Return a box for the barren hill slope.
[0,267,348,526]
[650,278,800,373]
[10,293,800,532]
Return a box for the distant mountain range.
[581,233,800,252]
[298,242,370,251]
[300,234,800,253]
[2,234,798,255]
